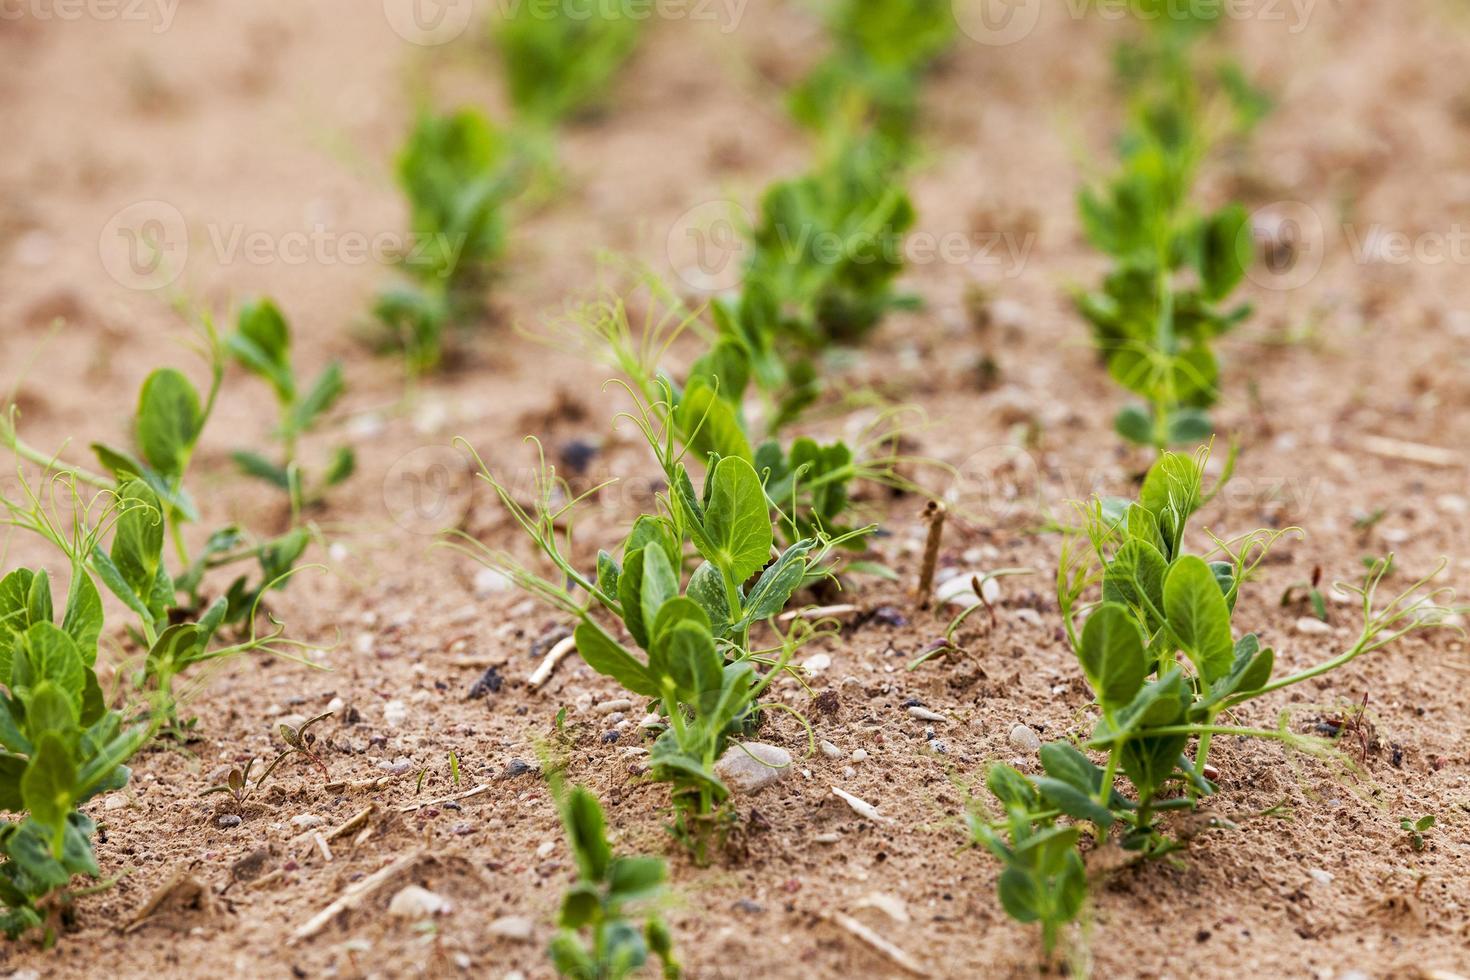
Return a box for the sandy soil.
[0,0,1467,977]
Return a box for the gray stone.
[713,742,793,794]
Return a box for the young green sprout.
[227,298,354,514]
[971,446,1456,959]
[492,1,643,127]
[373,109,522,374]
[548,784,679,979]
[450,388,849,858]
[788,0,955,152]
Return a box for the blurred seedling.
[227,298,354,515]
[1399,814,1435,852]
[1280,565,1327,621]
[202,711,333,804]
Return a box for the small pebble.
[1009,724,1041,753]
[851,749,869,763]
[216,815,242,829]
[1295,617,1332,635]
[1307,868,1334,886]
[536,841,556,859]
[907,706,947,722]
[819,740,842,759]
[383,700,409,727]
[501,759,534,779]
[802,653,832,674]
[389,885,450,919]
[596,699,633,714]
[291,814,325,830]
[713,742,793,794]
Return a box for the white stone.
[1295,617,1332,635]
[388,885,450,919]
[488,915,536,943]
[1307,868,1334,886]
[475,568,512,596]
[384,700,409,727]
[535,841,555,859]
[1009,724,1041,753]
[802,653,832,674]
[819,740,842,759]
[291,814,325,830]
[851,749,869,763]
[714,742,793,794]
[936,572,1002,609]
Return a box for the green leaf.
[324,446,356,486]
[649,596,711,645]
[135,368,203,481]
[1114,404,1155,446]
[1033,776,1115,827]
[229,298,294,403]
[1168,407,1215,445]
[736,540,815,628]
[1194,203,1250,301]
[558,883,601,930]
[1164,555,1235,683]
[1102,539,1167,629]
[1076,603,1146,712]
[649,621,723,712]
[108,480,163,604]
[231,450,291,489]
[596,550,621,598]
[677,379,754,465]
[60,568,103,666]
[18,625,85,713]
[572,621,658,699]
[986,764,1038,811]
[616,548,650,650]
[997,866,1042,923]
[21,733,77,845]
[638,544,679,640]
[685,561,730,638]
[561,785,611,881]
[1138,452,1202,557]
[291,362,345,435]
[623,516,680,575]
[607,855,665,901]
[701,456,772,582]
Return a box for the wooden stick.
[289,852,420,945]
[777,603,861,623]
[313,833,333,863]
[914,500,946,609]
[1361,435,1458,468]
[527,633,578,689]
[829,912,929,976]
[397,784,491,813]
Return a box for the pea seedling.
[970,447,1456,959]
[227,298,354,513]
[549,784,679,980]
[788,0,955,151]
[539,282,928,554]
[492,1,642,127]
[1399,814,1435,852]
[373,109,522,374]
[452,389,849,858]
